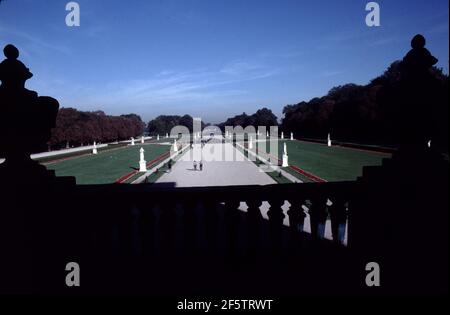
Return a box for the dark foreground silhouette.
[0,38,448,296]
[0,45,58,180]
[382,34,444,153]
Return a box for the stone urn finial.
[0,44,60,182]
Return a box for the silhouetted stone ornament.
[395,34,439,155]
[4,44,19,59]
[0,44,72,184]
[411,34,426,49]
[402,34,438,81]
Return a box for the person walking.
[193,160,197,171]
[199,160,203,171]
[168,159,173,172]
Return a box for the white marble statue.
[173,139,178,152]
[139,147,147,172]
[282,142,289,167]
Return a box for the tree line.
[146,108,279,136]
[49,108,145,149]
[281,61,448,149]
[147,114,207,135]
[217,108,278,130]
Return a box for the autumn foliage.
[49,108,145,149]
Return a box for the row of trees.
[281,83,381,143]
[147,114,207,135]
[281,61,449,148]
[146,108,278,135]
[51,108,277,151]
[49,108,145,149]
[217,108,278,130]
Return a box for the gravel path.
[156,137,276,187]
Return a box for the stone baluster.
[328,196,348,245]
[224,199,241,255]
[138,203,157,257]
[159,201,177,256]
[286,197,307,251]
[183,200,197,253]
[287,197,307,233]
[267,198,285,251]
[115,200,134,256]
[308,196,328,240]
[203,200,219,252]
[246,199,262,255]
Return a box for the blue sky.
[0,0,448,123]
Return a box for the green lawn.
[257,140,390,182]
[47,144,170,184]
[148,137,173,144]
[234,141,292,184]
[36,143,127,164]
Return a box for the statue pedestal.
[139,160,147,172]
[282,154,288,167]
